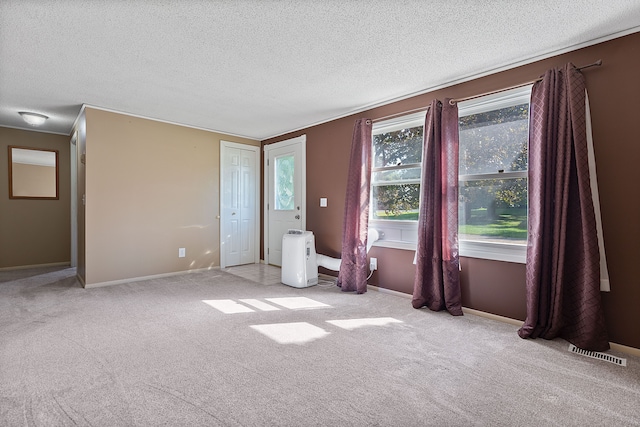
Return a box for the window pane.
[372,167,421,183]
[275,154,294,210]
[459,104,528,175]
[459,178,527,244]
[373,126,423,168]
[371,183,420,220]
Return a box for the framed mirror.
[8,146,59,199]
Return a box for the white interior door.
[221,141,259,268]
[264,135,306,266]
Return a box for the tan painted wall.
[83,108,258,285]
[263,32,640,349]
[0,127,70,268]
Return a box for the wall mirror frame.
[8,145,59,200]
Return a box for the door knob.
[232,212,236,215]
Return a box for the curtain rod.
[369,60,602,123]
[371,105,431,124]
[449,59,602,105]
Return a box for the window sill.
[371,240,416,251]
[370,239,527,264]
[368,221,417,250]
[459,240,526,264]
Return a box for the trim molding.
[461,307,522,326]
[0,123,70,136]
[262,26,640,141]
[79,104,259,141]
[610,342,640,358]
[367,284,640,356]
[0,262,70,271]
[83,267,219,289]
[368,284,412,299]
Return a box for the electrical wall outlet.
[178,248,186,258]
[369,257,377,271]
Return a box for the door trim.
[220,141,260,269]
[263,134,306,266]
[70,131,78,268]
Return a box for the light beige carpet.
[1,266,639,426]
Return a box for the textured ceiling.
[1,1,640,140]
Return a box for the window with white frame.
[369,86,531,262]
[457,86,532,263]
[369,111,425,248]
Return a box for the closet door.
[221,142,259,268]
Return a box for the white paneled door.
[264,135,306,267]
[221,142,259,268]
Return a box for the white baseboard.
[461,307,523,326]
[0,262,70,271]
[368,284,412,299]
[367,284,640,356]
[610,342,640,358]
[83,267,219,288]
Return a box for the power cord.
[316,269,375,287]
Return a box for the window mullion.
[459,171,527,181]
[372,162,421,173]
[371,179,421,187]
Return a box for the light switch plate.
[320,197,327,207]
[178,248,186,258]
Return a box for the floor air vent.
[568,344,627,366]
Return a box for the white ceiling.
[1,1,639,141]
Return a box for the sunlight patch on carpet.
[250,322,330,344]
[202,299,254,314]
[265,297,331,310]
[203,297,330,313]
[326,317,403,330]
[239,299,281,311]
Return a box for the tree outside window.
[371,125,423,220]
[458,103,529,244]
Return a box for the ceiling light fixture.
[19,111,49,126]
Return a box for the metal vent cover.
[569,344,627,366]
